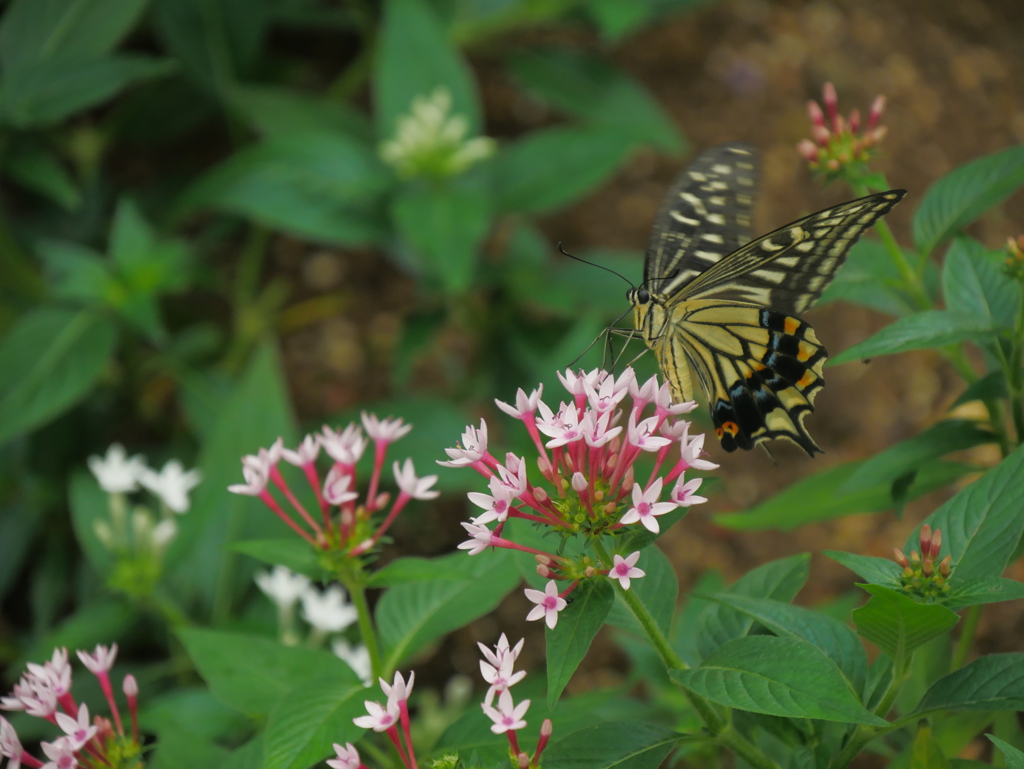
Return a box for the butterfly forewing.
[631,142,906,456]
[644,143,758,297]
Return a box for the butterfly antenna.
[558,242,634,288]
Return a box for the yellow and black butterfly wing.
[674,190,907,314]
[659,301,827,454]
[644,143,759,296]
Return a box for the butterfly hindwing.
[644,143,758,296]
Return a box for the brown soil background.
[276,0,1024,756]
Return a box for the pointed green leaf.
[671,636,886,725]
[546,579,615,708]
[942,237,1021,330]
[988,735,1024,769]
[916,654,1024,715]
[698,593,868,694]
[942,577,1024,610]
[905,443,1024,581]
[367,555,474,587]
[830,311,995,366]
[913,145,1024,255]
[840,420,993,493]
[227,85,372,142]
[36,240,112,305]
[823,551,903,588]
[541,722,682,769]
[852,585,958,663]
[951,370,1008,408]
[606,546,677,637]
[0,308,117,447]
[695,554,810,660]
[3,140,81,210]
[911,725,953,769]
[230,539,322,580]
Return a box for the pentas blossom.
[477,636,552,766]
[333,640,373,685]
[228,414,437,556]
[1,645,142,769]
[328,742,367,769]
[443,368,716,627]
[138,459,202,513]
[353,672,418,769]
[609,552,645,590]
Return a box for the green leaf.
[606,546,677,637]
[840,420,993,494]
[911,725,953,769]
[943,237,1021,330]
[3,141,81,210]
[913,145,1024,255]
[830,311,996,366]
[671,636,886,725]
[377,551,521,670]
[227,85,372,142]
[818,238,925,316]
[952,370,1008,408]
[222,738,263,769]
[942,577,1024,610]
[988,735,1024,769]
[149,726,228,769]
[851,585,958,663]
[916,654,1024,715]
[68,471,115,577]
[36,240,113,304]
[230,539,322,580]
[714,460,974,531]
[0,308,117,447]
[177,629,357,717]
[179,131,390,246]
[367,556,472,587]
[493,125,635,214]
[698,593,869,694]
[694,554,810,660]
[139,688,251,744]
[823,551,903,588]
[507,50,684,153]
[905,444,1024,581]
[391,177,492,294]
[374,0,480,137]
[541,722,682,769]
[167,344,298,613]
[0,54,173,128]
[546,579,615,708]
[0,0,148,69]
[262,673,366,769]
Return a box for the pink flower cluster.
[445,368,715,627]
[478,635,551,765]
[0,645,139,769]
[352,672,416,768]
[797,82,887,177]
[229,414,438,554]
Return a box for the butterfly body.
[630,143,905,455]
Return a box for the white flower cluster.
[379,87,496,178]
[87,444,201,558]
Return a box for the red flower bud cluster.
[892,524,952,599]
[797,82,887,180]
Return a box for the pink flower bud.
[939,555,951,577]
[534,487,549,503]
[584,566,596,578]
[870,125,888,144]
[518,753,530,768]
[848,108,861,133]
[812,125,832,146]
[833,114,846,135]
[537,564,552,578]
[807,100,826,128]
[822,82,839,123]
[797,139,820,162]
[893,548,909,569]
[919,524,932,555]
[122,675,138,697]
[922,558,933,577]
[867,95,886,130]
[537,456,552,476]
[929,529,942,559]
[535,553,552,565]
[827,158,841,171]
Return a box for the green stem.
[829,652,905,769]
[590,541,779,769]
[1007,281,1024,444]
[951,605,982,671]
[347,579,383,680]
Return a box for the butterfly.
[628,143,905,455]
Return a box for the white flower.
[482,689,529,734]
[478,634,524,673]
[361,413,413,444]
[40,735,77,769]
[55,703,97,751]
[332,640,372,685]
[323,468,359,506]
[255,566,311,610]
[282,434,320,467]
[654,382,698,415]
[670,474,708,507]
[353,699,399,732]
[227,459,269,496]
[584,374,628,414]
[495,386,544,420]
[467,484,514,525]
[537,402,585,448]
[479,639,526,707]
[626,413,671,452]
[27,648,71,697]
[152,519,178,551]
[629,374,660,406]
[457,522,496,556]
[393,459,440,500]
[582,410,622,448]
[138,459,201,513]
[524,581,567,629]
[88,444,146,493]
[557,368,599,399]
[439,419,488,468]
[77,644,117,675]
[491,459,527,497]
[0,716,22,765]
[379,671,414,707]
[609,552,645,590]
[301,585,358,633]
[619,478,677,534]
[327,742,362,769]
[321,424,367,465]
[681,432,720,472]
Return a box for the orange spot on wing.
[721,421,739,436]
[750,361,767,372]
[797,370,816,388]
[784,317,801,335]
[797,342,816,361]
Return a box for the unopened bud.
[867,95,886,130]
[623,466,635,488]
[822,82,839,121]
[605,453,618,470]
[797,139,820,162]
[939,555,951,577]
[571,472,588,493]
[534,487,549,503]
[537,564,552,578]
[123,674,138,697]
[922,558,933,577]
[848,108,861,133]
[833,114,847,135]
[535,553,551,565]
[930,529,942,559]
[604,501,617,515]
[870,125,888,144]
[827,158,841,171]
[564,455,575,472]
[341,508,355,528]
[919,524,932,555]
[518,752,530,768]
[807,100,826,128]
[594,489,604,502]
[903,566,914,578]
[893,548,910,568]
[584,566,596,578]
[537,456,552,476]
[812,124,832,145]
[541,719,553,737]
[375,492,390,510]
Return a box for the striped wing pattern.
[644,143,758,296]
[632,143,906,455]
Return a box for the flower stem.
[951,604,982,671]
[346,579,383,681]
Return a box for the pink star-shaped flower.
[495,386,544,419]
[55,703,97,750]
[671,475,708,507]
[619,478,678,533]
[467,484,514,525]
[281,434,320,466]
[524,581,567,629]
[327,742,361,769]
[482,689,530,734]
[609,552,645,590]
[457,522,496,556]
[352,699,399,732]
